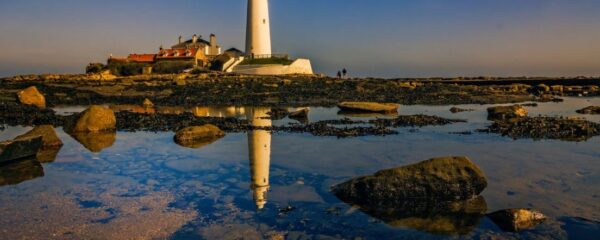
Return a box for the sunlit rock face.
[337,102,399,113]
[0,158,44,186]
[174,124,225,149]
[69,105,116,133]
[332,156,488,205]
[69,131,116,153]
[487,208,547,232]
[246,108,272,210]
[14,125,63,163]
[487,105,528,120]
[362,197,488,235]
[17,86,46,109]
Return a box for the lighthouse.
[245,0,272,57]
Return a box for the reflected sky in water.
[1,97,599,239]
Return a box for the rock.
[143,98,154,108]
[487,105,528,120]
[450,107,474,113]
[17,86,46,108]
[14,125,63,149]
[487,208,547,232]
[536,84,550,92]
[0,158,44,186]
[70,131,116,153]
[0,136,43,163]
[289,108,309,123]
[337,102,399,113]
[71,105,117,132]
[576,106,600,115]
[174,125,225,149]
[332,156,488,206]
[14,125,63,163]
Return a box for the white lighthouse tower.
[245,0,272,57]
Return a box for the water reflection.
[353,196,488,235]
[246,108,272,210]
[0,158,44,186]
[69,131,116,153]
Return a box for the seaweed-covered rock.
[450,107,474,113]
[332,156,488,206]
[576,106,600,115]
[487,208,547,232]
[482,116,600,142]
[174,124,225,148]
[0,136,43,163]
[487,105,528,120]
[71,105,116,132]
[17,86,46,108]
[338,102,399,113]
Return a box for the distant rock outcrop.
[17,86,46,109]
[576,106,600,115]
[338,102,399,113]
[487,105,528,120]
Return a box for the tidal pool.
[1,98,599,239]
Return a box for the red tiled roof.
[128,54,156,63]
[157,48,198,59]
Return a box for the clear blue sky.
[1,0,599,77]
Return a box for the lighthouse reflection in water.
[246,108,272,210]
[192,106,273,209]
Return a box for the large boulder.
[72,105,116,132]
[487,208,547,232]
[332,156,488,206]
[17,86,46,108]
[338,102,399,113]
[0,136,43,163]
[174,125,225,149]
[487,105,528,120]
[14,125,63,163]
[576,106,600,115]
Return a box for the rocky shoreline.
[2,73,598,107]
[0,102,463,138]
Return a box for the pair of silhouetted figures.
[337,68,348,79]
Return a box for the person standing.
[337,71,342,79]
[342,68,348,79]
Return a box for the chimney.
[192,34,198,44]
[178,35,182,44]
[210,34,217,47]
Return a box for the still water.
[1,98,599,239]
